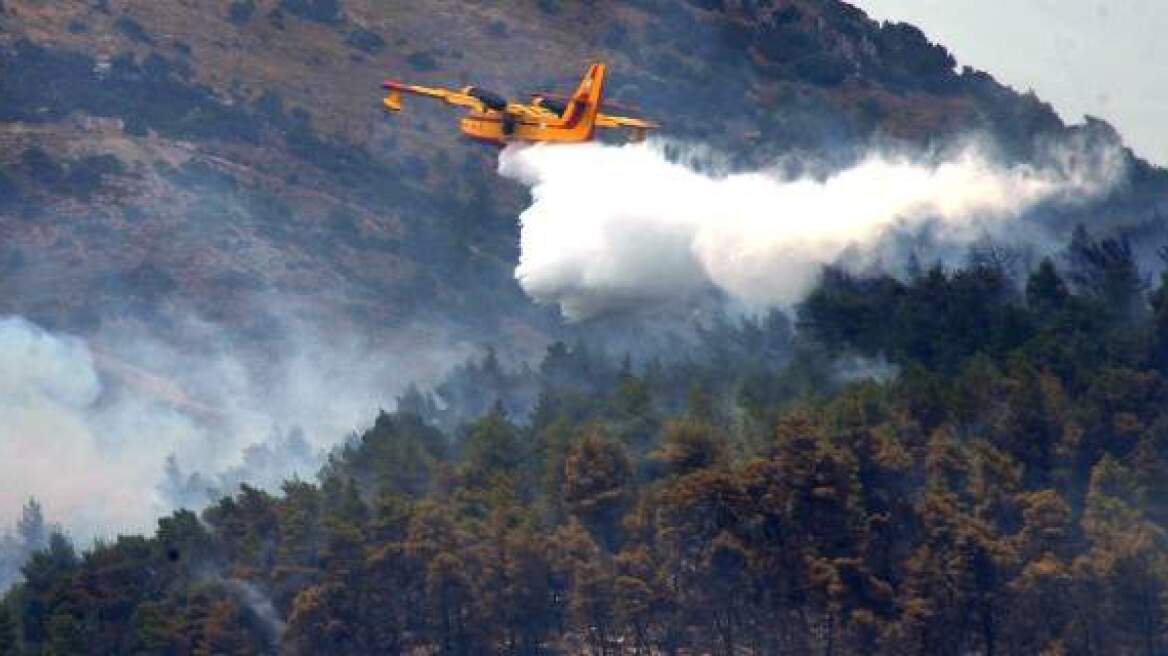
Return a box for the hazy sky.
[852,0,1168,167]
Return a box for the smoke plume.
[499,139,1125,318]
[0,313,473,545]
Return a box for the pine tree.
[1026,257,1069,313]
[651,419,725,477]
[0,603,18,656]
[1148,267,1168,371]
[562,430,632,551]
[1065,226,1148,319]
[16,499,45,557]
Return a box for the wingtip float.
[382,62,660,146]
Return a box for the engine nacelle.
[466,87,508,111]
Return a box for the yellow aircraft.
[382,62,659,146]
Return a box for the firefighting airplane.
[381,62,659,146]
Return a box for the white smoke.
[0,313,473,544]
[222,577,286,642]
[0,316,183,534]
[499,139,1125,318]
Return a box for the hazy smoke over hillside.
[0,314,472,545]
[500,139,1126,318]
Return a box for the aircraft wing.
[595,113,660,130]
[382,80,482,112]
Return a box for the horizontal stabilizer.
[384,89,403,111]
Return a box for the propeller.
[466,87,508,111]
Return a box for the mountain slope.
[0,0,1164,342]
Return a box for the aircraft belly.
[460,116,505,144]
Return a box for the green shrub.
[114,16,153,44]
[345,28,385,54]
[277,0,343,24]
[228,0,257,25]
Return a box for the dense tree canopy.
[4,228,1168,654]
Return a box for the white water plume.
[499,139,1124,318]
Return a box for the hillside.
[5,2,1168,654]
[6,235,1168,653]
[1,0,1164,343]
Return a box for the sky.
[852,0,1168,167]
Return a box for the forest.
[3,225,1168,655]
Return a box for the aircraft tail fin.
[561,63,607,134]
